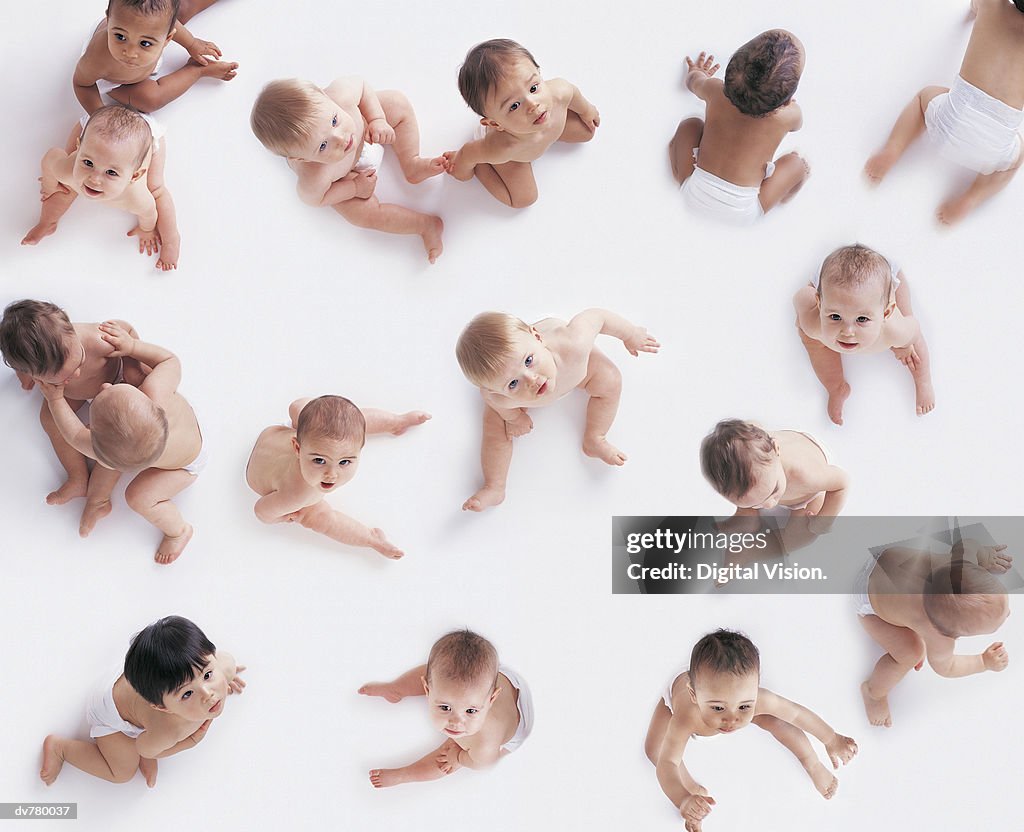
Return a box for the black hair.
[124,616,216,706]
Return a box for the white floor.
[1,0,1021,829]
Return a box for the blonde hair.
[295,395,365,447]
[83,105,153,171]
[426,630,499,688]
[90,386,168,470]
[455,312,531,387]
[250,79,324,156]
[818,244,892,305]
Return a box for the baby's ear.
[479,117,502,132]
[883,300,896,319]
[130,167,148,183]
[165,28,176,45]
[420,676,430,696]
[687,683,697,705]
[530,326,543,342]
[291,436,301,456]
[489,685,502,704]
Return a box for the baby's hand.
[686,52,720,78]
[350,168,377,199]
[228,665,247,695]
[977,544,1013,574]
[364,118,395,145]
[435,739,463,775]
[623,326,660,357]
[679,793,715,827]
[826,733,858,768]
[441,150,457,173]
[578,104,601,133]
[39,176,70,201]
[185,37,222,66]
[36,379,66,403]
[983,642,1009,672]
[16,370,36,391]
[98,321,136,357]
[891,344,920,370]
[504,410,534,439]
[128,225,161,258]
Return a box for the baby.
[456,309,659,511]
[794,244,934,423]
[250,77,446,262]
[865,0,1024,223]
[0,300,147,533]
[700,420,848,534]
[41,615,244,787]
[360,629,533,788]
[22,104,181,270]
[38,322,204,563]
[857,540,1012,727]
[671,31,809,224]
[646,629,857,830]
[75,0,237,115]
[246,395,430,560]
[443,38,600,208]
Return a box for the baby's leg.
[581,348,626,465]
[375,91,446,184]
[669,117,704,184]
[38,400,89,504]
[41,732,142,785]
[333,196,443,264]
[359,664,427,702]
[124,468,196,564]
[937,144,1024,224]
[22,189,78,246]
[369,741,452,789]
[893,279,935,415]
[177,0,219,23]
[796,323,850,425]
[753,715,837,799]
[559,112,597,143]
[108,61,238,113]
[475,161,538,208]
[859,614,925,727]
[295,500,403,559]
[864,86,947,183]
[758,152,810,212]
[288,398,311,427]
[361,408,431,436]
[79,465,122,537]
[463,406,513,511]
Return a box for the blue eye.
[340,459,351,467]
[312,457,325,465]
[114,33,126,41]
[332,115,338,127]
[828,314,841,321]
[319,141,327,152]
[856,316,870,323]
[508,379,518,391]
[141,40,153,48]
[525,355,533,367]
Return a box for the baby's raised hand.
[185,37,222,66]
[686,52,720,78]
[826,733,858,768]
[983,642,1009,672]
[364,118,395,145]
[435,739,463,775]
[977,544,1013,574]
[679,793,715,827]
[352,168,377,199]
[128,225,161,258]
[504,410,534,439]
[624,326,660,357]
[228,665,247,695]
[36,378,66,403]
[98,321,136,357]
[891,344,920,370]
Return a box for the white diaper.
[83,19,165,108]
[680,149,777,225]
[355,140,385,172]
[181,401,208,476]
[662,668,686,713]
[86,678,145,739]
[499,665,534,753]
[853,555,878,618]
[925,75,1023,175]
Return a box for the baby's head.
[0,299,84,385]
[458,39,549,133]
[422,630,500,740]
[75,106,154,201]
[251,80,359,163]
[104,0,178,66]
[456,312,557,401]
[687,629,761,733]
[124,615,227,719]
[89,383,168,471]
[700,419,783,509]
[724,30,805,117]
[293,396,366,493]
[816,244,895,354]
[924,561,1010,638]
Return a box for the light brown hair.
[700,419,775,500]
[90,385,169,470]
[455,312,531,387]
[0,300,75,377]
[295,396,366,447]
[250,79,324,157]
[82,105,154,171]
[818,244,892,306]
[426,629,499,688]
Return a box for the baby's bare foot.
[156,235,180,272]
[405,155,447,185]
[583,435,627,466]
[358,682,405,703]
[369,528,403,560]
[197,59,238,81]
[421,216,443,264]
[936,194,975,226]
[22,221,58,246]
[389,411,431,436]
[864,149,899,184]
[807,761,838,799]
[915,377,936,416]
[40,735,65,786]
[47,476,88,505]
[827,382,851,426]
[79,499,112,537]
[781,152,811,203]
[138,756,158,788]
[861,681,892,727]
[463,485,505,512]
[369,768,407,788]
[155,524,193,565]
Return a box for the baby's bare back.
[62,324,123,401]
[152,393,202,470]
[245,426,302,494]
[867,547,931,627]
[698,88,794,186]
[962,0,1024,108]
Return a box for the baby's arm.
[443,136,516,181]
[805,465,849,533]
[355,80,394,144]
[924,629,1008,677]
[792,286,821,339]
[782,100,804,132]
[757,689,858,769]
[39,150,73,200]
[482,393,533,438]
[566,308,660,356]
[952,539,1014,574]
[685,52,722,101]
[217,650,247,695]
[98,322,180,406]
[655,715,716,826]
[37,382,96,458]
[297,169,375,208]
[558,79,600,132]
[254,489,313,524]
[136,720,212,760]
[171,21,222,66]
[72,60,104,115]
[448,739,501,771]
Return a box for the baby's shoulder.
[546,77,574,103]
[75,31,112,79]
[324,78,363,110]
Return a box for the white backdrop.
[1,0,1021,829]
